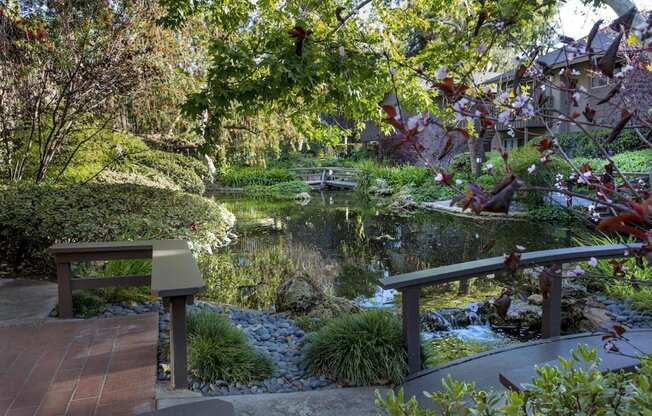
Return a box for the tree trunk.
[602,0,643,25]
[468,138,485,177]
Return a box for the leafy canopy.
[159,0,558,151]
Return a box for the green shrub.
[410,183,456,203]
[377,345,652,415]
[526,205,575,224]
[187,310,272,383]
[294,316,332,333]
[53,128,208,194]
[612,149,652,173]
[485,144,566,207]
[575,233,652,312]
[448,153,473,179]
[555,128,647,158]
[303,310,408,386]
[0,183,234,276]
[474,174,498,189]
[71,290,106,317]
[218,166,297,187]
[131,150,207,194]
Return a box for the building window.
[591,74,608,89]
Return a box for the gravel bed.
[594,295,652,328]
[156,301,339,396]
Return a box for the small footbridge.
[379,243,652,409]
[289,167,359,190]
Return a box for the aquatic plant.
[423,336,491,368]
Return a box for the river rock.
[505,301,542,328]
[368,178,392,196]
[527,294,543,305]
[386,185,418,213]
[580,305,617,332]
[420,308,470,331]
[275,273,321,314]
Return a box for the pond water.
[214,191,577,311]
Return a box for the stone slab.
[0,279,58,327]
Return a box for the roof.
[482,31,618,85]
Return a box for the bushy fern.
[303,310,407,386]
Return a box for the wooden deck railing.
[379,243,643,375]
[50,239,205,390]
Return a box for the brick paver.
[0,313,158,416]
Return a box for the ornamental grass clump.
[303,310,407,386]
[187,310,272,383]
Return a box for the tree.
[159,0,559,162]
[0,1,160,182]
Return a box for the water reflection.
[214,191,576,305]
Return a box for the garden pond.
[210,191,584,347]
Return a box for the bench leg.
[56,262,73,319]
[402,287,421,374]
[169,295,188,390]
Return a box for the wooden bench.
[49,239,204,390]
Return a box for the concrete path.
[156,383,386,416]
[0,279,58,327]
[220,387,388,416]
[0,313,158,416]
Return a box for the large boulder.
[306,296,360,320]
[275,273,321,314]
[275,272,359,318]
[420,308,471,331]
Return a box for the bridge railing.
[379,243,642,375]
[289,167,360,188]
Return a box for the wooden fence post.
[402,287,421,374]
[169,295,188,390]
[56,261,74,319]
[542,265,562,338]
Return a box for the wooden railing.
[50,239,204,390]
[379,244,642,375]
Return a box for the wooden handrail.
[382,243,643,375]
[379,244,642,290]
[50,239,203,390]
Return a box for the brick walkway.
[0,313,158,416]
